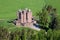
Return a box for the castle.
[16,8,36,27]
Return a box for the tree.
[49,8,58,30]
[37,6,51,31]
[36,5,59,30]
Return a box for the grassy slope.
[0,0,45,19]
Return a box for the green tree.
[37,5,59,30]
[49,8,58,30]
[37,7,51,30]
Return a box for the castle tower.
[25,9,32,27]
[16,8,33,27]
[16,10,22,26]
[23,10,27,25]
[27,9,32,23]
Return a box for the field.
[0,0,45,20]
[0,0,60,20]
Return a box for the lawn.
[0,0,45,20]
[0,0,60,20]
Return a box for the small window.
[26,13,28,20]
[19,13,21,19]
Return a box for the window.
[19,12,21,19]
[26,13,28,20]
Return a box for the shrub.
[0,27,10,40]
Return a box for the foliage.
[0,27,10,40]
[38,30,47,40]
[47,29,53,40]
[47,29,60,40]
[36,5,51,29]
[36,5,59,31]
[0,25,60,40]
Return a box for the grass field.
[0,0,60,20]
[0,0,45,20]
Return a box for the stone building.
[16,8,36,27]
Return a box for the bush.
[38,30,47,40]
[0,27,10,40]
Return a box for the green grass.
[0,0,45,19]
[0,0,60,20]
[46,0,60,15]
